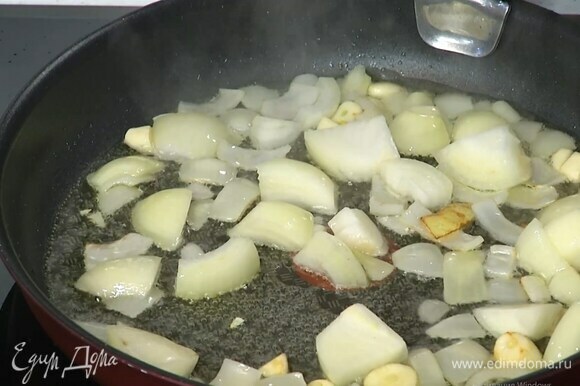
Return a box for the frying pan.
[1,0,579,385]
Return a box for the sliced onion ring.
[472,199,523,246]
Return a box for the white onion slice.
[435,340,491,386]
[399,202,438,240]
[545,210,580,270]
[97,185,142,216]
[405,91,434,108]
[451,178,508,205]
[211,358,262,386]
[369,175,407,216]
[380,158,452,210]
[178,89,244,116]
[417,299,450,324]
[304,115,400,182]
[187,199,212,231]
[261,83,319,120]
[506,185,558,210]
[530,157,566,186]
[368,82,406,99]
[472,199,523,245]
[465,368,532,386]
[491,100,521,123]
[520,275,551,303]
[295,77,341,129]
[241,85,280,112]
[328,208,388,256]
[443,250,488,305]
[436,127,531,191]
[354,252,395,281]
[543,303,580,363]
[179,158,237,185]
[217,141,291,171]
[220,108,257,138]
[548,268,580,305]
[250,115,301,150]
[256,373,307,386]
[180,242,204,260]
[75,321,108,342]
[452,110,507,141]
[426,313,487,339]
[530,129,576,159]
[376,215,416,236]
[392,243,444,278]
[408,349,447,386]
[487,278,529,304]
[103,287,163,318]
[484,245,516,278]
[209,178,260,222]
[186,182,214,200]
[84,233,153,270]
[390,106,450,156]
[537,193,580,225]
[340,65,371,101]
[437,231,483,252]
[86,156,165,193]
[511,120,543,143]
[434,93,474,119]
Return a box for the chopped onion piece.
[217,141,291,171]
[75,321,108,342]
[381,89,409,118]
[86,156,165,193]
[434,93,474,119]
[511,120,543,143]
[178,89,244,116]
[491,100,521,123]
[179,158,237,186]
[209,178,260,222]
[487,278,528,303]
[408,349,446,386]
[399,202,435,240]
[530,129,576,159]
[520,275,550,303]
[97,185,142,216]
[211,358,262,386]
[220,108,257,138]
[261,83,319,120]
[421,203,474,239]
[390,106,450,156]
[380,158,452,210]
[451,178,508,205]
[438,230,484,252]
[452,110,507,141]
[353,251,395,281]
[175,238,260,300]
[369,175,406,216]
[473,303,564,339]
[436,127,531,191]
[132,188,192,251]
[405,91,434,108]
[304,115,399,182]
[537,193,580,225]
[543,303,580,363]
[293,232,368,289]
[107,323,199,377]
[548,268,580,305]
[187,199,212,231]
[250,115,301,150]
[392,243,443,278]
[256,373,307,386]
[530,157,566,186]
[124,125,154,154]
[417,299,450,324]
[435,340,491,386]
[295,77,341,129]
[75,256,161,298]
[180,242,204,260]
[443,250,488,305]
[426,313,487,339]
[84,233,153,270]
[543,210,580,270]
[506,185,558,210]
[229,201,314,251]
[465,368,532,386]
[316,304,408,386]
[472,199,523,246]
[340,65,371,101]
[376,215,415,236]
[328,208,388,256]
[241,85,280,111]
[515,219,569,281]
[186,182,214,200]
[258,158,337,215]
[151,112,231,161]
[103,287,163,318]
[484,245,516,279]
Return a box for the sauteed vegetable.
[47,66,580,386]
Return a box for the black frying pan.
[1,0,579,385]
